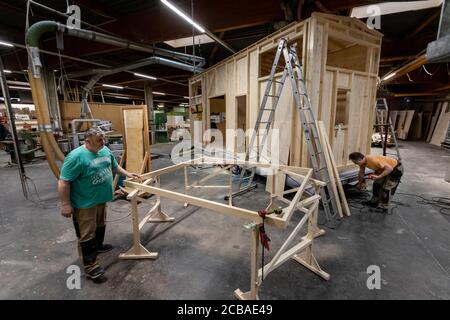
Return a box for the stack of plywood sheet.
[430,102,450,146]
[396,110,415,140]
[317,120,350,218]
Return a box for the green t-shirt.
[60,146,118,209]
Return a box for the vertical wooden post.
[234,224,260,300]
[184,166,189,208]
[119,196,159,260]
[249,225,259,299]
[130,197,140,248]
[228,166,233,206]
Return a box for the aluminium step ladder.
[374,98,402,161]
[232,38,341,227]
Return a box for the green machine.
[0,130,40,163]
[154,111,168,143]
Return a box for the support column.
[144,81,155,144]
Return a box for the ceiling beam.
[74,0,119,20]
[392,82,450,97]
[408,9,441,38]
[381,54,428,84]
[380,55,418,63]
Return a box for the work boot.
[96,225,113,254]
[80,238,107,283]
[86,266,108,284]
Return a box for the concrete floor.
[0,141,449,299]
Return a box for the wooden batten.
[189,13,382,170]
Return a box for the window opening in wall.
[335,89,350,126]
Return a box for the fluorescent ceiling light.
[152,91,166,95]
[0,40,14,47]
[113,96,130,100]
[102,84,124,89]
[382,72,396,81]
[3,70,12,74]
[160,0,205,33]
[134,72,157,80]
[351,0,442,18]
[8,86,31,91]
[183,96,190,99]
[165,34,214,48]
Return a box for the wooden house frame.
[120,156,329,299]
[189,13,382,169]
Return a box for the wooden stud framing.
[189,12,382,171]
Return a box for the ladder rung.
[267,95,280,98]
[261,108,275,111]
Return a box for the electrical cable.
[422,64,441,76]
[406,73,414,82]
[396,192,450,216]
[345,187,450,216]
[21,173,59,209]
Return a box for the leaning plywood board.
[396,111,407,138]
[402,111,415,139]
[409,112,423,140]
[390,111,398,131]
[430,102,449,145]
[121,106,151,174]
[430,108,450,146]
[397,111,415,140]
[430,117,450,146]
[426,103,443,142]
[123,108,144,173]
[317,121,343,218]
[318,121,350,216]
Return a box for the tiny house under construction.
[189,12,382,169]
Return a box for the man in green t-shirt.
[58,127,140,283]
